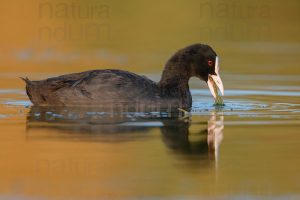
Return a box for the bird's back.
[23,70,160,106]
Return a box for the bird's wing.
[47,70,159,104]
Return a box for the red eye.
[208,60,213,66]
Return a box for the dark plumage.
[22,44,224,109]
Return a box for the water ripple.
[1,87,300,120]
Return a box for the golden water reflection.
[3,106,223,198]
[26,107,224,166]
[1,87,300,198]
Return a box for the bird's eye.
[208,60,213,67]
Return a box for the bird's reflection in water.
[26,106,224,167]
[161,112,224,169]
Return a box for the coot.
[22,44,224,109]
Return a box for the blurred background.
[1,1,300,199]
[1,0,299,82]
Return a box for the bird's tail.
[20,77,34,103]
[20,77,31,84]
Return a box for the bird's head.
[164,44,224,99]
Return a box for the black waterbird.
[22,44,224,109]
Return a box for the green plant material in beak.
[209,76,225,106]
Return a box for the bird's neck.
[158,65,192,108]
[158,74,189,89]
[158,63,190,89]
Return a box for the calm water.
[1,0,300,199]
[0,73,299,200]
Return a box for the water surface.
[0,73,300,200]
